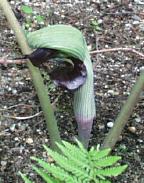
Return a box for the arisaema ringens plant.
[26,25,96,148]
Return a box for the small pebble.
[8,87,12,91]
[132,21,140,25]
[1,161,7,166]
[10,1,15,5]
[104,85,108,89]
[139,66,144,72]
[118,135,123,141]
[10,124,16,132]
[14,137,19,141]
[125,23,132,30]
[12,89,17,95]
[48,156,54,163]
[107,122,114,128]
[138,139,143,143]
[22,0,30,3]
[10,30,14,34]
[107,90,114,95]
[135,117,141,123]
[44,139,49,143]
[25,137,33,144]
[98,124,105,130]
[128,126,136,133]
[97,19,103,24]
[132,15,141,21]
[136,149,140,153]
[32,149,36,152]
[43,152,47,158]
[135,35,140,40]
[87,45,92,51]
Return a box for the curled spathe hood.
[27,48,87,90]
[26,25,89,90]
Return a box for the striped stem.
[74,50,96,148]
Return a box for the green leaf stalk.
[74,49,96,148]
[103,71,144,149]
[0,0,61,151]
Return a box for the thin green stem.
[102,71,144,149]
[0,0,61,150]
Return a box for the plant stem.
[0,0,61,150]
[90,47,144,59]
[102,71,144,149]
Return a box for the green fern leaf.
[59,141,89,169]
[31,157,74,182]
[55,142,89,168]
[19,172,33,183]
[43,146,91,182]
[95,165,128,177]
[94,156,121,167]
[48,165,74,183]
[89,148,111,161]
[32,166,58,183]
[44,145,81,170]
[74,139,88,153]
[20,141,127,183]
[60,140,87,158]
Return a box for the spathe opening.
[27,48,87,90]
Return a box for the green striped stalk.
[27,25,96,148]
[74,50,95,148]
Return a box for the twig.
[0,57,27,65]
[0,92,60,111]
[0,104,33,111]
[3,111,43,120]
[90,47,144,59]
[1,47,144,66]
[0,95,60,120]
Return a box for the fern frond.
[20,140,127,183]
[89,148,111,161]
[94,156,121,167]
[74,139,88,153]
[55,142,89,168]
[31,157,74,182]
[32,166,58,183]
[58,140,87,160]
[19,172,33,183]
[43,146,91,182]
[95,165,128,177]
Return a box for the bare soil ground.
[0,0,144,182]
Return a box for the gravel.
[0,0,144,182]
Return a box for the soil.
[0,0,144,183]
